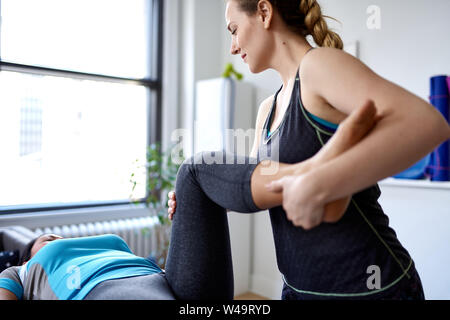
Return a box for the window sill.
[379,177,450,190]
[0,203,152,229]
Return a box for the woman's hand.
[167,191,176,220]
[265,173,348,230]
[265,100,380,229]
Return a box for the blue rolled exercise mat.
[427,75,450,181]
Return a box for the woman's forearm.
[311,102,450,204]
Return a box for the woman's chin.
[247,62,263,74]
[248,64,266,74]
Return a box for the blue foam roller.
[428,75,450,181]
[394,154,430,179]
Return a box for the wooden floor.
[234,292,269,300]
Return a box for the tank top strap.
[263,85,282,140]
[294,47,338,136]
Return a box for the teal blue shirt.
[268,111,338,138]
[0,234,161,300]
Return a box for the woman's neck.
[269,33,313,88]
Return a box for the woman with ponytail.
[167,0,449,300]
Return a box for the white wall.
[161,0,181,153]
[178,0,226,157]
[378,180,450,300]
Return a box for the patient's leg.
[165,153,260,300]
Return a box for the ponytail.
[299,0,343,49]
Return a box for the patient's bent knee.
[176,151,213,181]
[175,153,204,190]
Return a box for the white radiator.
[33,216,169,258]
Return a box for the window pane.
[0,71,148,207]
[0,0,151,78]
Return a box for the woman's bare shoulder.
[301,46,362,76]
[300,46,382,115]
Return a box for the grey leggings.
[84,272,176,300]
[164,151,261,300]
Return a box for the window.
[0,0,163,213]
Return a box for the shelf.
[379,177,450,190]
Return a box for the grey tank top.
[257,63,413,295]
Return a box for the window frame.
[0,0,164,215]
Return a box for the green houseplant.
[222,62,244,81]
[130,142,184,267]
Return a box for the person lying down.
[0,102,381,300]
[0,233,176,300]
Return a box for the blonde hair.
[230,0,343,50]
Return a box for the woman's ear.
[257,0,274,29]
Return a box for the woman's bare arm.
[300,47,450,204]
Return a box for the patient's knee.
[175,152,203,186]
[176,157,194,184]
[176,152,210,178]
